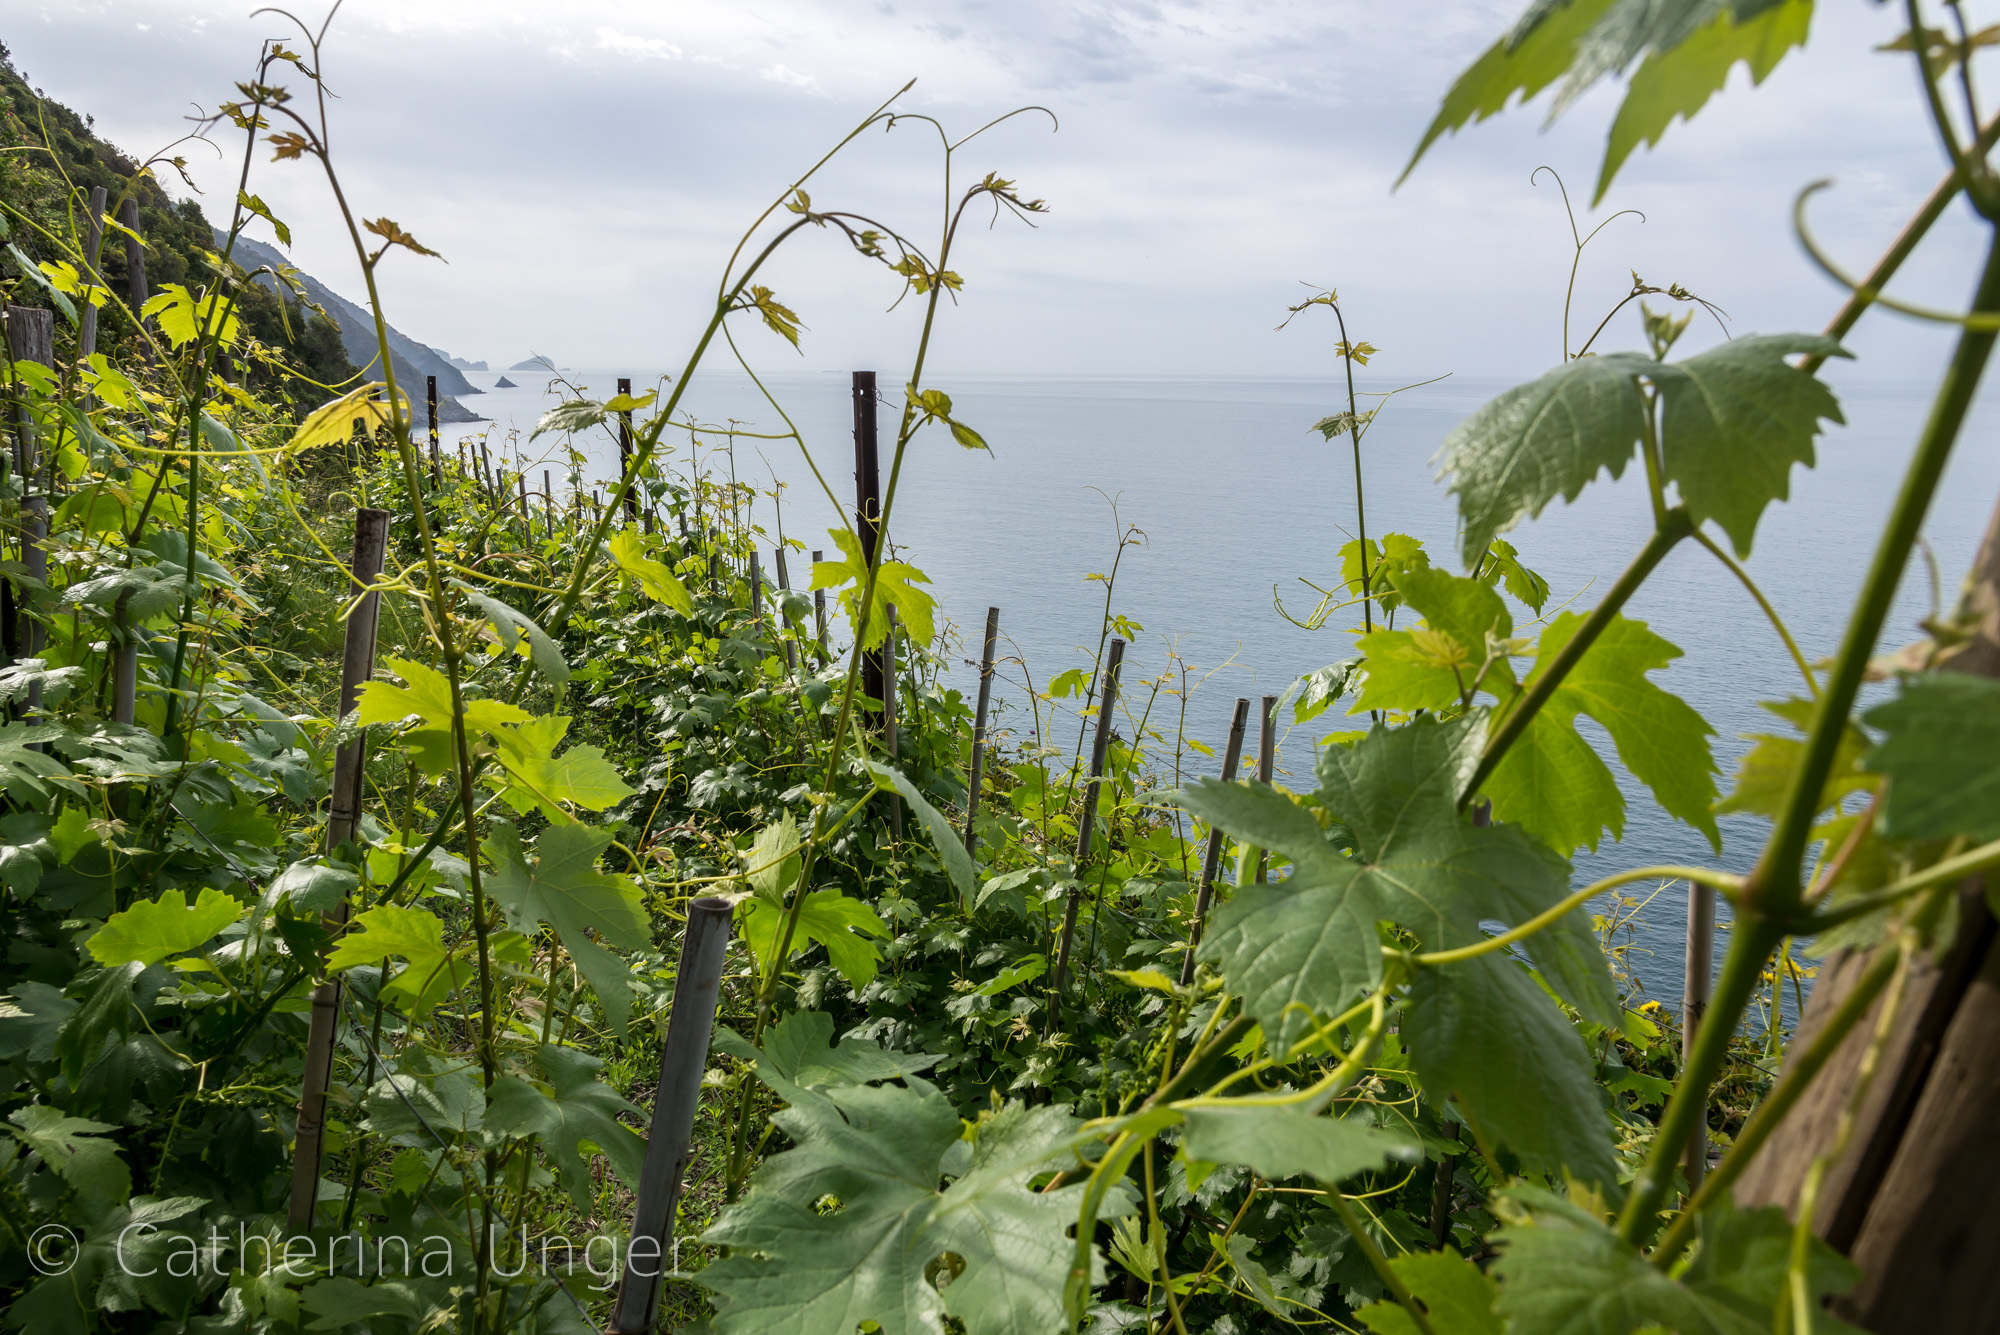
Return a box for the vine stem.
[1412,865,1741,968]
[1328,1189,1436,1335]
[1691,528,1819,697]
[1617,911,1788,1244]
[1461,509,1692,807]
[1750,229,2000,916]
[1329,301,1373,635]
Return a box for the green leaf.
[236,189,293,246]
[1401,0,1621,184]
[863,758,977,901]
[972,954,1047,997]
[484,1044,646,1207]
[1493,1189,1862,1335]
[300,1278,436,1332]
[738,888,891,990]
[530,397,608,440]
[607,528,693,614]
[731,1010,941,1092]
[1356,1250,1502,1335]
[0,722,81,800]
[484,823,651,1036]
[1489,611,1719,856]
[54,962,140,1083]
[6,1105,131,1217]
[327,905,469,1016]
[1435,354,1650,565]
[1179,1104,1419,1184]
[450,578,569,687]
[487,714,635,822]
[1404,953,1617,1191]
[1599,0,1813,201]
[1285,660,1361,724]
[700,1041,1101,1335]
[355,656,532,777]
[1863,674,2000,842]
[1189,718,1615,1048]
[87,887,244,967]
[742,813,803,905]
[810,527,935,652]
[1479,538,1552,612]
[1651,333,1846,556]
[1718,696,1877,821]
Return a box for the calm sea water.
[436,368,2000,1014]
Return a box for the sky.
[9,1,1993,382]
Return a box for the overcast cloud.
[9,1,1987,382]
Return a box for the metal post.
[617,376,639,524]
[964,606,1001,861]
[608,897,734,1334]
[851,371,886,707]
[1254,694,1277,882]
[1181,697,1251,985]
[1048,638,1125,1031]
[288,507,391,1227]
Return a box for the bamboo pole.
[1048,637,1125,1032]
[963,606,1001,861]
[608,897,734,1334]
[1180,697,1251,986]
[287,506,391,1227]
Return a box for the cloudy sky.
[10,1,1989,382]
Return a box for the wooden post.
[608,898,733,1334]
[1683,881,1717,1186]
[852,371,886,708]
[79,187,108,363]
[1253,693,1277,882]
[748,549,763,623]
[425,375,440,485]
[1048,638,1125,1032]
[287,507,391,1228]
[963,606,1001,861]
[1180,697,1251,985]
[544,470,554,539]
[118,197,148,352]
[883,606,903,842]
[617,376,639,524]
[6,308,53,705]
[773,548,799,674]
[812,549,829,662]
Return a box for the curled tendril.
[1795,178,2000,329]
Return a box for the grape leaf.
[1179,1104,1420,1184]
[327,905,468,1017]
[6,1105,131,1217]
[87,887,244,967]
[1404,953,1616,1190]
[450,579,569,687]
[863,758,976,902]
[289,382,398,453]
[1434,354,1650,565]
[1356,1250,1502,1335]
[355,657,532,777]
[811,527,935,651]
[1187,717,1616,1046]
[717,1010,941,1092]
[1488,611,1719,855]
[1863,674,2000,842]
[737,888,891,990]
[483,1044,645,1208]
[484,823,650,1036]
[486,714,635,822]
[1717,697,1877,821]
[608,527,693,614]
[1600,0,1812,201]
[1493,1189,1861,1335]
[1479,537,1552,611]
[1650,333,1846,557]
[699,1039,1103,1335]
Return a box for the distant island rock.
[449,357,489,372]
[494,375,518,388]
[509,356,557,373]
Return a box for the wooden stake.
[773,548,798,674]
[287,507,391,1228]
[883,606,903,842]
[1682,880,1716,1187]
[1180,697,1251,985]
[6,307,53,707]
[1048,638,1125,1032]
[608,897,734,1334]
[1254,693,1276,882]
[812,549,829,662]
[963,606,1001,861]
[617,376,639,524]
[748,549,763,623]
[79,187,107,365]
[425,375,440,485]
[852,371,886,707]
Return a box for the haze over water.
[439,367,2000,1015]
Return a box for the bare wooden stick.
[617,376,639,525]
[608,897,734,1334]
[1683,880,1717,1186]
[1180,697,1251,985]
[963,606,1001,861]
[6,307,53,709]
[1254,693,1277,882]
[426,375,440,485]
[812,549,828,662]
[773,547,798,673]
[287,506,391,1228]
[883,605,904,842]
[1048,638,1125,1032]
[79,187,107,365]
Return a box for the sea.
[429,368,2000,1018]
